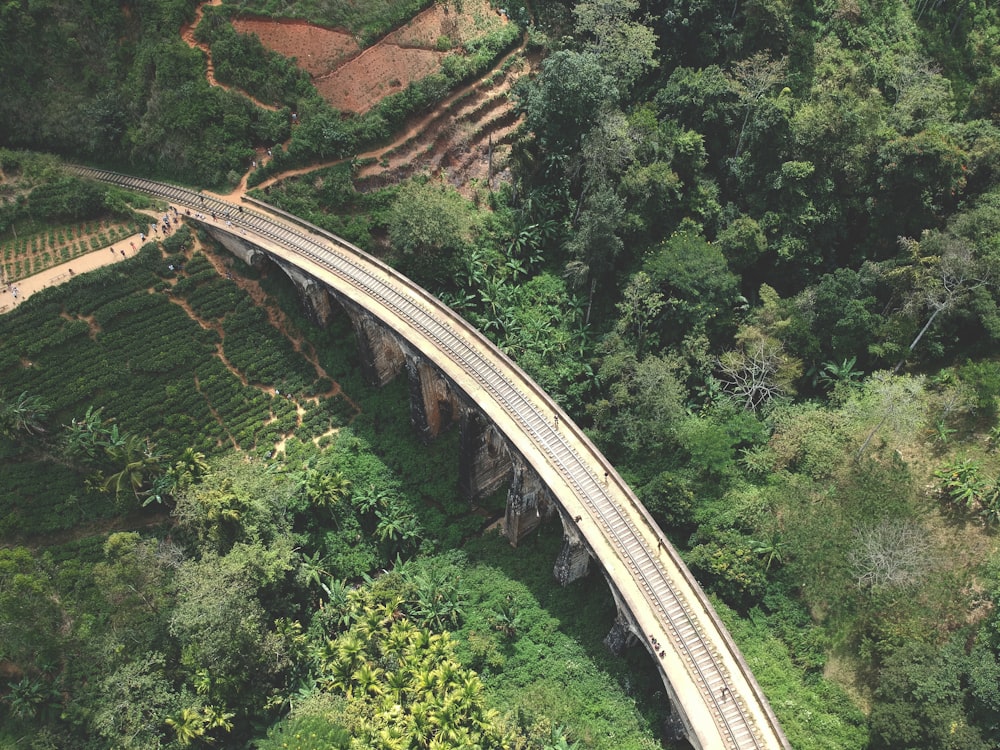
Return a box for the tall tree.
[386,180,476,288]
[890,232,991,372]
[729,51,787,158]
[563,184,625,323]
[850,372,927,461]
[520,50,618,154]
[573,0,658,94]
[101,433,168,503]
[718,325,801,411]
[0,548,63,671]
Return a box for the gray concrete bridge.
[72,166,791,750]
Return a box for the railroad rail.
[71,166,790,750]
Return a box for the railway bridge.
[73,167,791,750]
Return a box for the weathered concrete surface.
[605,611,639,656]
[459,408,513,501]
[269,255,337,327]
[405,352,462,442]
[335,294,405,387]
[201,224,268,268]
[553,511,592,585]
[504,458,555,546]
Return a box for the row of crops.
[1,218,145,281]
[0,237,360,536]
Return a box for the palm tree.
[453,673,483,710]
[0,390,50,438]
[750,535,787,571]
[384,668,412,707]
[425,632,452,663]
[375,725,407,750]
[165,708,205,747]
[412,665,438,698]
[385,618,415,661]
[102,434,167,502]
[336,632,367,673]
[412,571,466,630]
[63,405,107,461]
[817,356,862,391]
[200,705,234,734]
[355,604,390,642]
[352,662,384,697]
[428,696,464,746]
[409,701,436,747]
[172,447,209,487]
[432,660,462,694]
[375,509,406,545]
[299,549,334,598]
[323,578,355,630]
[355,485,394,514]
[319,655,354,695]
[306,468,351,509]
[5,676,52,721]
[145,447,210,506]
[544,725,581,750]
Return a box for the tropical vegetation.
[5,0,1000,748]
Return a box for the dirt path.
[252,40,527,195]
[3,4,527,309]
[180,0,279,113]
[173,0,525,197]
[0,231,147,314]
[197,240,357,410]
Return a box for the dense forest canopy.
[5,0,1000,747]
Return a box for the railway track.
[71,166,790,750]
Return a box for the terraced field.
[352,49,528,193]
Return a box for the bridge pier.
[335,295,406,387]
[79,170,796,750]
[404,352,462,443]
[602,573,642,655]
[199,223,269,269]
[459,408,514,502]
[604,611,640,656]
[662,708,689,746]
[504,457,556,546]
[553,511,592,585]
[268,255,338,327]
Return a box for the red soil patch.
[232,18,360,78]
[232,0,508,115]
[316,46,445,113]
[385,0,502,48]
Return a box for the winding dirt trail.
[180,0,279,113]
[169,235,363,437]
[175,0,526,197]
[197,239,358,411]
[253,40,527,194]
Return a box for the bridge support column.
[553,512,592,585]
[336,296,405,387]
[200,224,269,268]
[662,708,688,746]
[604,612,640,656]
[459,408,513,502]
[602,575,641,656]
[268,256,337,327]
[503,458,555,546]
[404,352,461,442]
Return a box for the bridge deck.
[72,167,790,750]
